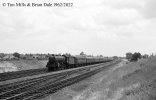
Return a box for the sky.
[0,0,156,56]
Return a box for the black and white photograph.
[0,0,156,100]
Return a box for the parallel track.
[0,68,47,82]
[0,69,81,100]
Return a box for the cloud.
[0,0,156,55]
[140,0,156,19]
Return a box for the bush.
[131,52,141,61]
[13,52,20,58]
[126,52,142,61]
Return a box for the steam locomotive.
[46,55,113,71]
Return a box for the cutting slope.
[0,60,48,73]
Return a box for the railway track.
[0,60,120,100]
[0,65,91,82]
[0,69,81,100]
[0,68,47,82]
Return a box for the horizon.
[0,51,154,57]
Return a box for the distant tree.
[64,53,71,56]
[126,52,133,61]
[29,54,33,57]
[0,53,5,58]
[80,52,85,55]
[142,54,149,58]
[151,53,154,57]
[99,55,103,57]
[58,53,62,56]
[131,52,141,61]
[13,52,20,58]
[113,56,118,59]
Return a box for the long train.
[46,55,113,71]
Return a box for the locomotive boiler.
[46,55,113,71]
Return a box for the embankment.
[0,60,48,73]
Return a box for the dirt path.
[43,57,156,100]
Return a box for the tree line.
[126,52,149,61]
